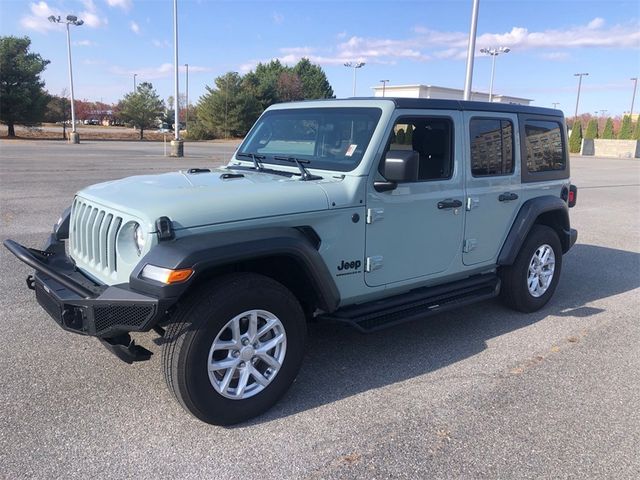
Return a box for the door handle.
[498,192,519,202]
[437,199,463,209]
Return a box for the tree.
[396,128,406,144]
[276,71,304,102]
[405,124,414,145]
[633,119,640,140]
[44,90,70,139]
[602,118,614,139]
[117,82,164,139]
[569,120,582,153]
[0,36,50,137]
[584,118,598,139]
[618,115,633,139]
[293,58,335,99]
[196,72,261,138]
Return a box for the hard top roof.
[389,97,562,116]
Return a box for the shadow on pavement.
[247,243,640,425]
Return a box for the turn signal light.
[140,265,193,284]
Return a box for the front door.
[365,111,465,287]
[462,112,522,265]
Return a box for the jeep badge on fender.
[3,98,577,425]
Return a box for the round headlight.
[133,223,146,255]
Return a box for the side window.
[383,116,454,181]
[469,118,514,176]
[524,120,565,172]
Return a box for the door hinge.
[365,256,384,272]
[366,208,384,224]
[463,239,477,253]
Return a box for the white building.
[372,84,532,105]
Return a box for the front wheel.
[500,225,563,313]
[162,273,306,425]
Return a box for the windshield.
[237,107,382,172]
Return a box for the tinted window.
[524,120,565,172]
[239,107,382,172]
[385,117,453,181]
[469,118,514,176]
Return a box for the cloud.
[111,63,211,80]
[73,39,95,47]
[540,52,570,61]
[130,21,140,34]
[106,0,132,11]
[152,39,170,48]
[20,2,61,32]
[588,17,605,29]
[82,11,107,28]
[272,12,284,25]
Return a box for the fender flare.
[129,227,340,313]
[498,196,572,266]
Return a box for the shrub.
[569,120,582,153]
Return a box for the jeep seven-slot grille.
[71,198,122,275]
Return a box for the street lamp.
[344,62,365,97]
[573,72,589,120]
[133,73,137,92]
[463,0,480,100]
[480,46,511,102]
[380,79,389,97]
[48,14,83,144]
[630,77,638,119]
[170,0,183,156]
[184,64,189,128]
[552,102,560,109]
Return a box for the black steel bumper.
[3,237,172,347]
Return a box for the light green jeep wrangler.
[5,98,577,425]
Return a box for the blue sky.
[2,0,639,116]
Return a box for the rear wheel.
[500,225,563,313]
[162,273,306,425]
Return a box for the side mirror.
[382,150,419,183]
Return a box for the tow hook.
[26,275,35,290]
[99,333,153,364]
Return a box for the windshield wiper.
[236,152,265,171]
[274,156,322,181]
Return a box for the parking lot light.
[49,14,84,144]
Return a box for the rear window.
[524,120,566,172]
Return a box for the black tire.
[162,273,306,425]
[500,225,563,313]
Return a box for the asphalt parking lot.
[1,140,639,479]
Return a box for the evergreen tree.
[0,36,50,137]
[292,58,335,99]
[584,118,598,139]
[602,118,614,139]
[633,119,640,140]
[618,115,633,139]
[396,128,406,144]
[405,124,414,145]
[569,120,582,153]
[196,72,261,138]
[117,82,164,139]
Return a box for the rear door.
[462,112,522,266]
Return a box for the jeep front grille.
[70,198,122,275]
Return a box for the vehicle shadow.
[245,243,640,426]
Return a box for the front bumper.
[4,236,170,339]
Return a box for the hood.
[77,168,332,231]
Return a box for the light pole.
[380,79,389,97]
[552,102,560,109]
[344,62,365,97]
[48,14,83,144]
[480,47,510,101]
[573,72,589,120]
[133,73,137,91]
[184,63,189,129]
[630,77,638,119]
[463,0,480,100]
[170,0,183,156]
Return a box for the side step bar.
[320,274,500,333]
